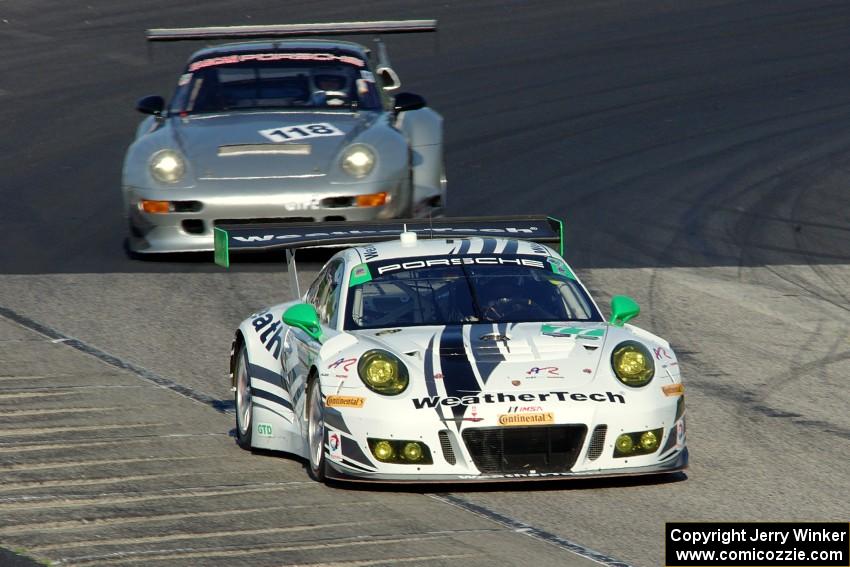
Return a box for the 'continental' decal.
[326,395,365,408]
[412,391,625,409]
[498,412,554,426]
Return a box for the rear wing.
[146,20,437,42]
[213,216,565,268]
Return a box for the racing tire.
[233,346,253,450]
[306,375,328,482]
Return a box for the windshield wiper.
[460,265,484,322]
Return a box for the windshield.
[344,255,602,330]
[169,52,383,114]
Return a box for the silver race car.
[122,21,445,254]
[215,217,688,483]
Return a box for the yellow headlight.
[640,430,659,451]
[402,442,423,462]
[611,341,655,387]
[358,350,409,395]
[615,434,634,454]
[373,440,395,461]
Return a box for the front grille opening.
[213,218,314,227]
[321,196,355,208]
[586,425,607,461]
[462,425,587,474]
[181,219,205,234]
[172,201,202,213]
[438,430,456,465]
[324,215,346,222]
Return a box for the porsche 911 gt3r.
[122,21,445,254]
[217,217,688,482]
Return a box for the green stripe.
[214,227,230,268]
[547,216,565,256]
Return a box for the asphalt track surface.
[1,1,849,566]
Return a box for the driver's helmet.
[314,74,347,92]
[478,276,520,317]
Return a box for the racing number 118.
[260,122,343,142]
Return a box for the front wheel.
[306,376,327,482]
[234,346,253,450]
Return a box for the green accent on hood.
[547,257,575,280]
[214,227,229,268]
[349,263,372,287]
[541,324,605,338]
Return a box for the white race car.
[217,217,688,482]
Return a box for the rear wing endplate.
[213,216,564,268]
[147,20,437,42]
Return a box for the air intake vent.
[438,430,456,465]
[462,425,587,474]
[587,425,607,461]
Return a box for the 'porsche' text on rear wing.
[147,20,437,42]
[213,216,565,268]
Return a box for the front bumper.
[321,394,688,483]
[326,447,688,483]
[124,177,407,253]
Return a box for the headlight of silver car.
[149,149,186,184]
[341,144,376,178]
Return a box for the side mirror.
[283,303,323,342]
[393,92,426,114]
[376,66,401,91]
[136,95,165,115]
[609,295,640,327]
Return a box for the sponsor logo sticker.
[328,358,357,372]
[328,432,342,461]
[498,412,555,426]
[326,395,365,408]
[257,423,273,437]
[654,346,673,360]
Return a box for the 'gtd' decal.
[257,423,273,437]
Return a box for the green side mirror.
[283,303,323,342]
[609,295,640,327]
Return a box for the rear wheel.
[234,346,253,450]
[306,376,327,482]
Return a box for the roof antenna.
[400,222,417,247]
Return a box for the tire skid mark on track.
[282,555,477,567]
[0,481,312,511]
[0,455,206,473]
[56,532,493,566]
[0,472,211,493]
[0,502,379,536]
[0,305,233,414]
[0,432,230,453]
[428,493,631,567]
[31,521,364,553]
[0,407,121,417]
[0,423,166,437]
